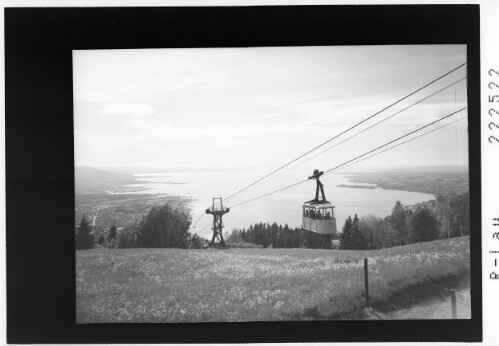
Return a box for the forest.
[76,191,469,251]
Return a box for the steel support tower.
[205,197,230,247]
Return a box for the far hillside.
[75,166,136,192]
[74,166,192,236]
[342,167,468,195]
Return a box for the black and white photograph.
[74,45,471,323]
[6,3,489,344]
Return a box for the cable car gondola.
[301,169,337,235]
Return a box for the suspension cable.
[228,107,467,209]
[191,212,206,229]
[223,63,467,203]
[322,107,467,176]
[325,116,467,175]
[226,76,467,198]
[198,221,213,237]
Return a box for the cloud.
[74,46,468,170]
[96,102,159,132]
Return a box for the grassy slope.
[76,236,470,323]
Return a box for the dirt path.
[364,274,471,320]
[92,208,100,226]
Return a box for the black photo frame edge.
[5,5,482,344]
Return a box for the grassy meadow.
[76,236,470,323]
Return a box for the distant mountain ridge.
[75,166,135,192]
[341,165,468,174]
[344,170,469,195]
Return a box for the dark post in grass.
[364,258,369,308]
[451,291,457,319]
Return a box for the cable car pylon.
[206,197,230,248]
[306,169,329,204]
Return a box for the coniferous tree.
[293,228,301,248]
[247,225,254,243]
[118,223,140,249]
[108,224,117,240]
[390,201,408,245]
[271,223,279,248]
[350,214,366,249]
[98,234,105,245]
[76,214,94,250]
[340,216,353,249]
[283,224,293,248]
[409,206,440,243]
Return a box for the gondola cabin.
[302,202,337,234]
[301,169,337,235]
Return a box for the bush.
[106,238,119,249]
[137,203,191,248]
[227,228,243,243]
[226,242,264,249]
[118,224,140,249]
[190,233,204,249]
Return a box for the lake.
[122,168,435,239]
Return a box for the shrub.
[137,203,191,248]
[190,233,204,249]
[118,224,140,249]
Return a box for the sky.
[73,45,468,172]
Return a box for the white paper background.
[1,1,498,345]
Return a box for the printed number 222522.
[489,69,499,143]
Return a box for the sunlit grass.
[76,236,470,323]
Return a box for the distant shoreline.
[337,184,376,190]
[341,171,469,196]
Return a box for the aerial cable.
[223,62,467,203]
[322,107,467,176]
[228,179,310,209]
[191,212,206,229]
[325,116,467,175]
[293,78,467,171]
[193,220,213,238]
[229,76,467,197]
[199,221,212,233]
[228,107,467,209]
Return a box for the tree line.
[226,222,335,249]
[75,191,469,251]
[225,191,469,250]
[75,203,197,250]
[340,191,469,250]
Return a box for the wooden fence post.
[364,258,369,308]
[451,291,457,319]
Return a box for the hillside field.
[76,236,470,323]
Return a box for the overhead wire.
[191,212,206,229]
[225,76,467,201]
[227,179,310,209]
[222,62,467,203]
[321,107,467,176]
[228,107,467,209]
[282,78,466,172]
[196,221,213,237]
[324,116,467,175]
